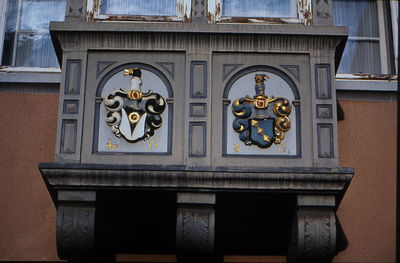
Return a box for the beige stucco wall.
[0,92,397,262]
[0,92,59,261]
[334,99,397,262]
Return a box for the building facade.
[0,0,398,262]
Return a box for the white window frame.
[208,0,312,24]
[0,0,65,69]
[87,0,192,22]
[0,0,7,61]
[335,0,397,85]
[390,0,398,73]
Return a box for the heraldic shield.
[103,67,166,143]
[232,74,292,149]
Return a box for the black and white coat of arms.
[103,67,166,143]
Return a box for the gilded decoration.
[232,74,292,148]
[103,67,166,143]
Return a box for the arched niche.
[94,63,173,154]
[223,66,301,156]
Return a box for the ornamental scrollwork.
[232,74,293,149]
[103,67,166,143]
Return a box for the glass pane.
[1,0,18,65]
[222,0,298,18]
[19,0,66,32]
[15,33,59,67]
[2,0,66,67]
[333,0,379,37]
[333,0,381,73]
[100,0,176,16]
[338,40,381,74]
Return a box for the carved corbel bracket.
[288,195,337,263]
[192,0,207,23]
[56,191,96,260]
[176,193,218,263]
[312,0,333,25]
[65,0,86,21]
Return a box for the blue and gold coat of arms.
[232,74,292,148]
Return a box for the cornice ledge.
[39,163,353,202]
[50,21,348,37]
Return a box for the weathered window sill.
[0,67,61,83]
[335,75,398,92]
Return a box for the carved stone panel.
[316,104,333,119]
[60,119,77,154]
[66,0,85,20]
[176,193,216,261]
[189,122,207,157]
[312,0,333,25]
[317,124,334,158]
[190,103,207,117]
[212,53,312,167]
[225,69,299,156]
[56,190,96,259]
[55,52,87,162]
[177,208,214,254]
[315,64,332,99]
[64,60,81,95]
[81,52,185,165]
[63,100,79,114]
[57,206,95,259]
[190,61,207,98]
[192,0,207,22]
[98,66,170,153]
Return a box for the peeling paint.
[348,74,398,81]
[210,0,309,24]
[215,2,221,19]
[298,0,312,25]
[86,0,97,22]
[183,14,191,23]
[86,11,94,22]
[88,0,189,22]
[207,12,213,23]
[219,17,289,24]
[101,15,180,22]
[207,0,217,22]
[0,66,61,73]
[93,0,99,15]
[177,1,184,20]
[87,0,312,24]
[177,1,191,23]
[177,1,184,14]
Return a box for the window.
[333,0,394,74]
[100,0,176,16]
[1,0,66,68]
[221,0,297,18]
[208,0,311,24]
[88,0,191,21]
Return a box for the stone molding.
[50,25,346,55]
[40,164,353,206]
